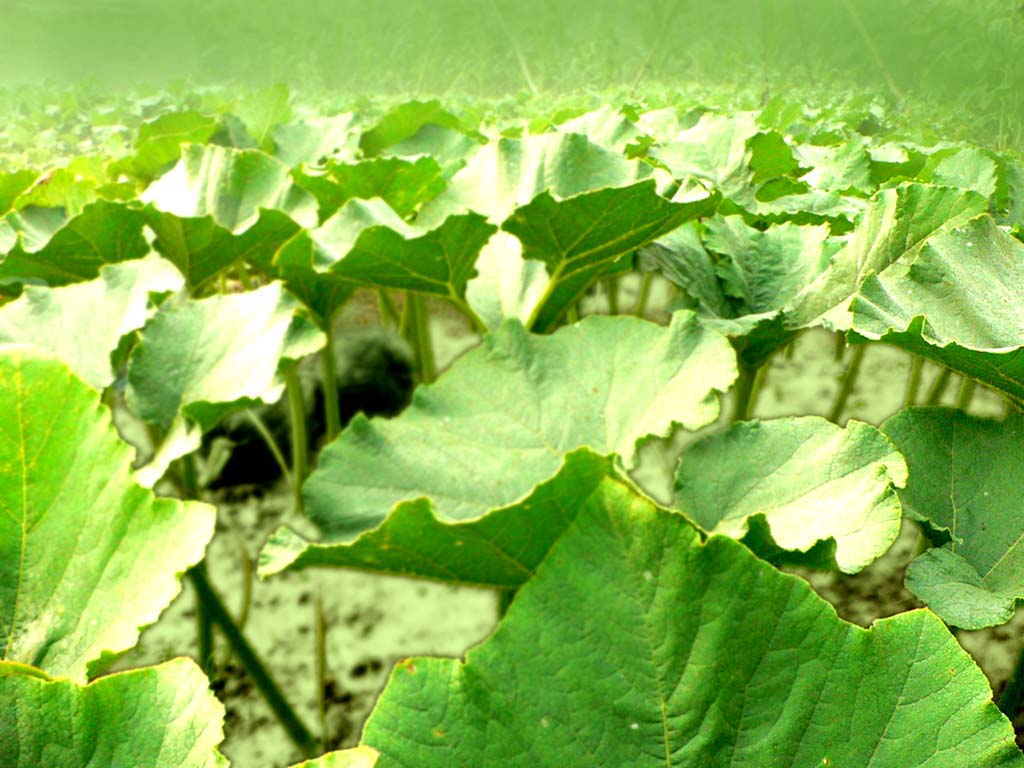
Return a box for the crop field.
[3,2,1024,765]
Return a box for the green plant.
[4,86,1024,766]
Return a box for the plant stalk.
[955,376,977,412]
[408,293,437,384]
[606,277,620,315]
[320,321,342,443]
[243,410,293,486]
[377,289,401,329]
[731,362,759,423]
[178,456,215,673]
[187,565,319,758]
[925,366,953,406]
[829,344,867,424]
[634,272,654,318]
[284,364,308,516]
[905,355,923,407]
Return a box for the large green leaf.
[674,417,907,573]
[0,254,183,388]
[127,282,323,485]
[122,110,220,182]
[851,216,1024,402]
[652,111,760,200]
[272,113,360,168]
[273,198,495,308]
[0,349,215,680]
[883,408,1024,629]
[0,659,227,767]
[640,215,839,367]
[359,479,1023,767]
[260,312,736,584]
[786,183,987,331]
[141,143,318,231]
[235,83,292,152]
[359,100,468,158]
[422,131,716,331]
[296,155,446,221]
[0,201,149,287]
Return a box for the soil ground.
[112,278,1024,765]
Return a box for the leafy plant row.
[3,91,1024,765]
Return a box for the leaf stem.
[634,272,654,318]
[377,289,401,329]
[284,364,308,516]
[407,293,437,383]
[829,344,866,424]
[955,376,977,412]
[731,362,760,422]
[187,564,319,758]
[925,366,953,406]
[904,355,923,407]
[606,277,620,315]
[243,410,293,486]
[320,322,341,443]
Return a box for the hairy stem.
[731,362,760,423]
[320,322,341,443]
[377,289,401,329]
[955,376,977,412]
[904,355,923,407]
[284,364,308,516]
[606,276,620,315]
[634,272,654,318]
[925,366,953,406]
[829,344,866,424]
[188,565,319,758]
[243,410,293,486]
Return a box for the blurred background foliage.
[1,0,1021,142]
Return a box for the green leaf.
[128,281,324,432]
[0,170,37,214]
[296,155,446,221]
[0,658,227,767]
[464,232,550,332]
[851,216,1024,402]
[786,183,988,330]
[274,198,495,307]
[556,106,642,152]
[419,130,715,330]
[0,349,215,680]
[704,215,839,314]
[141,143,318,232]
[0,254,183,388]
[674,417,907,573]
[260,313,736,584]
[359,479,1023,767]
[272,113,361,168]
[652,111,760,200]
[360,100,467,158]
[127,110,220,181]
[794,138,874,194]
[507,180,717,332]
[0,201,149,287]
[883,408,1024,629]
[235,83,292,152]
